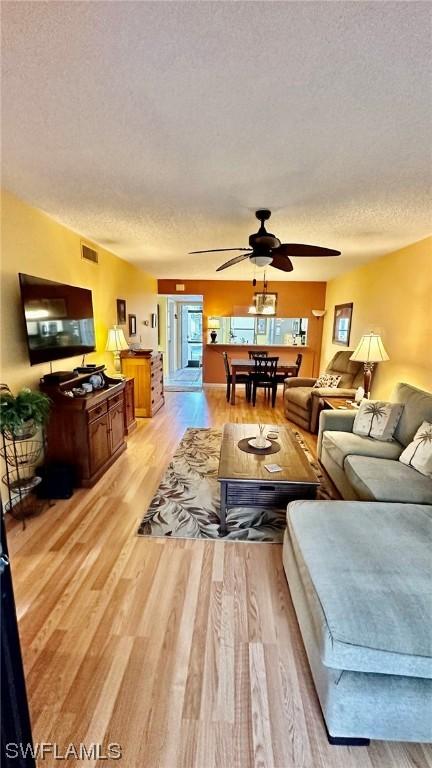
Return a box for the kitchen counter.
[206,343,308,349]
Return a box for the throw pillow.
[399,421,432,477]
[353,400,404,442]
[313,374,341,389]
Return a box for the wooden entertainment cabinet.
[41,368,130,487]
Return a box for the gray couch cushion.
[322,430,402,469]
[393,382,432,447]
[286,386,312,410]
[287,500,432,678]
[345,455,432,504]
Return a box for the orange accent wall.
[157,279,326,384]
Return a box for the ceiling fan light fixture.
[193,209,340,274]
[250,254,273,267]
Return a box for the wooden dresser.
[40,369,127,487]
[120,350,164,417]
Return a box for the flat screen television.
[19,273,96,366]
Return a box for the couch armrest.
[284,377,317,389]
[317,409,357,457]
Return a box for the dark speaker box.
[41,371,78,385]
[36,462,76,499]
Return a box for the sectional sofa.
[317,382,432,504]
[283,382,432,744]
[283,499,432,743]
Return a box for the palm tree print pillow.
[353,400,404,442]
[399,421,432,477]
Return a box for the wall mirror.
[332,303,353,346]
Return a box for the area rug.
[137,427,338,543]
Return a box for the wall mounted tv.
[19,273,96,366]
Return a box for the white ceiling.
[2,2,431,282]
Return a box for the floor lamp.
[349,332,389,398]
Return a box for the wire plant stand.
[1,428,46,528]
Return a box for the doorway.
[159,295,203,391]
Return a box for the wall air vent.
[81,243,99,264]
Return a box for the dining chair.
[248,350,268,359]
[222,352,251,402]
[251,356,279,407]
[281,352,303,397]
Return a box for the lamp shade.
[207,317,220,330]
[105,325,129,352]
[350,332,389,363]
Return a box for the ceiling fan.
[189,209,341,273]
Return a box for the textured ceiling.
[2,1,431,281]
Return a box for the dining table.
[229,357,299,405]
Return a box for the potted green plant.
[0,387,51,439]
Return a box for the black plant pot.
[210,331,217,343]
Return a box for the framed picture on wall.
[254,292,277,315]
[128,314,137,336]
[117,299,126,325]
[332,302,353,346]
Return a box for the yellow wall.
[321,237,432,399]
[1,189,158,391]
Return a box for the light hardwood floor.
[6,388,431,768]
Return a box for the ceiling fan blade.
[275,243,341,258]
[216,253,252,271]
[189,247,250,254]
[270,253,294,272]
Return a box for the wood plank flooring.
[6,388,432,768]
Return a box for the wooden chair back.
[252,355,279,380]
[222,352,231,379]
[248,350,268,359]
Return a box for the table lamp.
[106,325,129,371]
[350,332,389,398]
[208,317,220,343]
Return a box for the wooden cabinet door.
[109,402,125,454]
[88,413,111,475]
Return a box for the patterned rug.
[137,427,338,543]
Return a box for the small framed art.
[128,314,137,336]
[117,299,126,325]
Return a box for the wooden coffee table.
[217,423,319,534]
